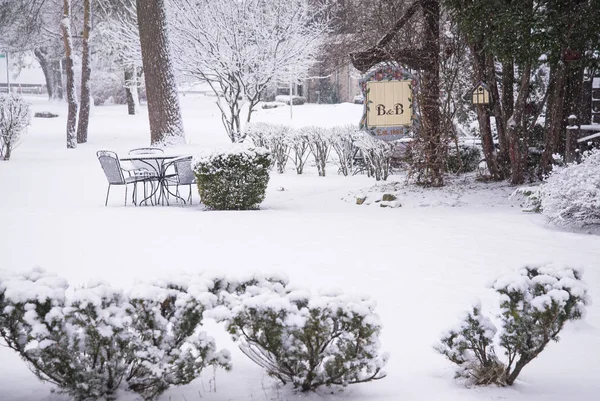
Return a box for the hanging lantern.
[472,82,490,105]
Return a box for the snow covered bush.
[436,264,589,386]
[0,94,31,160]
[127,278,231,400]
[329,125,358,176]
[246,123,290,174]
[510,186,543,213]
[216,281,388,391]
[540,149,600,226]
[287,128,311,174]
[0,268,230,401]
[303,126,331,177]
[435,304,505,385]
[354,132,394,181]
[193,146,273,210]
[446,145,481,174]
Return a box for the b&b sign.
[359,65,417,140]
[367,80,412,127]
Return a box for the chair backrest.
[129,147,164,155]
[97,150,125,184]
[173,157,195,185]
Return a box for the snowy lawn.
[0,95,599,401]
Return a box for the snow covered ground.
[0,95,599,401]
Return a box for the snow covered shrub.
[246,123,291,173]
[329,125,358,176]
[245,122,271,148]
[510,186,543,213]
[287,128,311,174]
[435,304,505,385]
[0,94,31,160]
[193,146,273,210]
[0,268,231,401]
[303,126,331,176]
[354,132,394,181]
[436,265,589,386]
[127,279,231,400]
[217,282,388,392]
[0,269,128,400]
[446,145,481,174]
[540,149,600,226]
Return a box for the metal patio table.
[120,153,191,205]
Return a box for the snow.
[0,94,599,401]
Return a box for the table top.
[120,154,192,161]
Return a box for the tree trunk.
[124,66,140,115]
[61,0,78,149]
[507,63,532,185]
[540,62,568,174]
[136,0,184,145]
[487,55,508,178]
[76,0,92,144]
[419,0,443,186]
[470,43,502,180]
[34,48,62,100]
[498,59,514,172]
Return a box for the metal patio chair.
[97,150,152,206]
[165,156,196,204]
[128,147,164,177]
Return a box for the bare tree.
[170,0,328,143]
[136,0,184,145]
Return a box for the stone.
[382,193,397,202]
[34,112,59,118]
[356,196,367,205]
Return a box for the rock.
[34,112,59,118]
[382,193,397,202]
[356,196,367,205]
[380,201,401,208]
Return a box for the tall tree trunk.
[487,55,508,178]
[419,0,443,186]
[540,61,568,174]
[498,59,513,172]
[124,66,140,115]
[61,0,78,149]
[470,43,502,179]
[77,0,92,144]
[136,0,184,145]
[507,63,532,185]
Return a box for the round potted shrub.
[193,145,273,210]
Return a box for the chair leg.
[125,185,128,206]
[188,185,192,204]
[105,184,111,206]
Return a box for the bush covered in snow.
[540,149,600,226]
[193,146,273,210]
[446,145,481,174]
[510,186,543,213]
[0,268,230,401]
[91,71,127,106]
[436,264,588,386]
[245,123,290,174]
[0,94,31,161]
[303,126,332,177]
[215,280,388,391]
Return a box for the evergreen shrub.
[541,149,600,226]
[0,268,230,401]
[193,146,273,210]
[436,264,589,386]
[217,281,388,391]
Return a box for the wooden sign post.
[359,65,418,140]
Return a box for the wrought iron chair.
[165,156,196,204]
[97,150,152,206]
